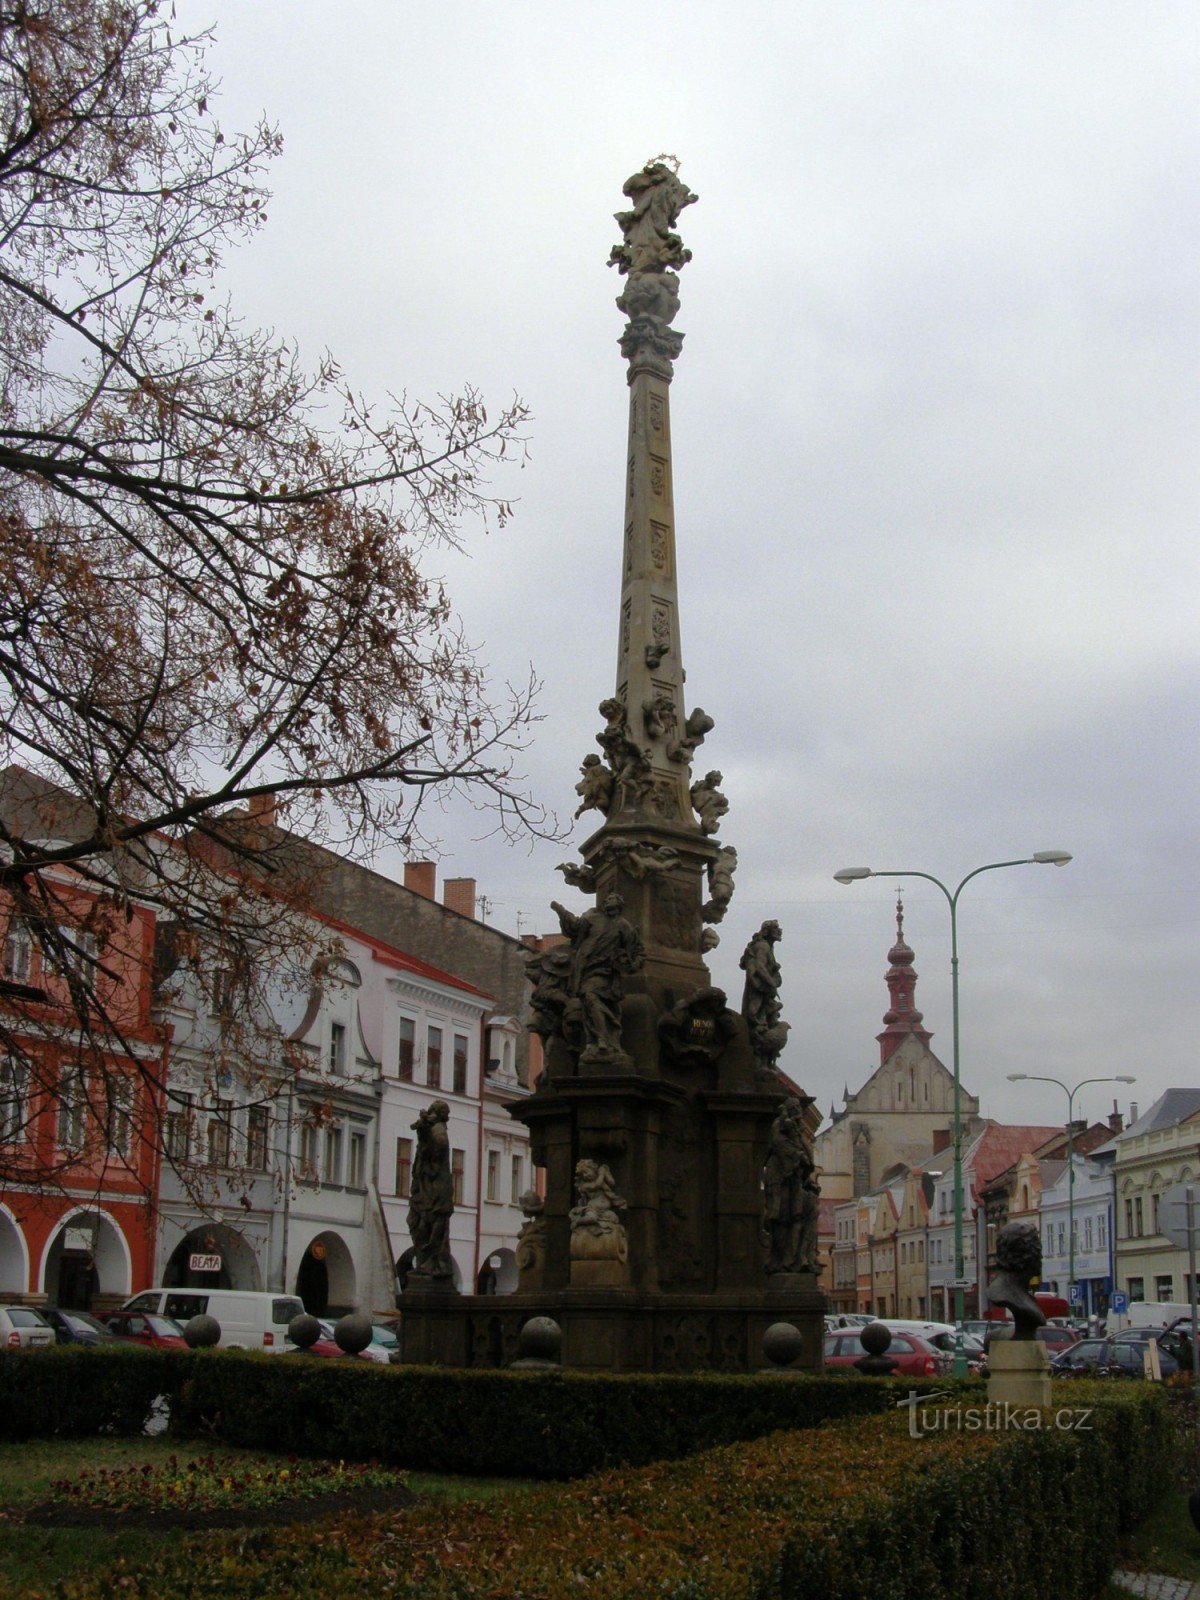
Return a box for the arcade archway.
[163,1224,262,1291]
[41,1210,131,1310]
[296,1231,355,1317]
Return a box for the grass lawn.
[1118,1486,1200,1584]
[0,1436,533,1597]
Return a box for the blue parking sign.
[1110,1290,1128,1314]
[1069,1285,1081,1304]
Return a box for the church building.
[814,901,983,1202]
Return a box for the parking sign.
[1110,1290,1128,1314]
[1069,1284,1081,1305]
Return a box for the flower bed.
[24,1452,414,1532]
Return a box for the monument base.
[986,1338,1051,1408]
[400,1285,826,1373]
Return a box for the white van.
[1109,1299,1193,1333]
[122,1288,306,1352]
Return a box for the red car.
[823,1329,950,1377]
[101,1310,188,1349]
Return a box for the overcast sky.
[181,0,1198,1133]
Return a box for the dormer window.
[329,1022,347,1076]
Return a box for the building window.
[1134,1197,1144,1236]
[324,1124,343,1185]
[210,966,236,1016]
[1128,1276,1144,1303]
[395,1136,412,1198]
[165,1094,193,1162]
[453,1034,468,1096]
[246,1104,269,1172]
[1124,1199,1133,1238]
[1057,1223,1065,1256]
[52,924,98,982]
[57,1071,86,1149]
[348,1130,366,1189]
[426,1027,443,1090]
[107,1077,134,1159]
[1152,1194,1160,1235]
[0,1058,27,1143]
[1098,1213,1107,1248]
[3,919,31,983]
[486,1148,499,1202]
[398,1018,415,1081]
[298,1123,320,1183]
[329,1022,347,1077]
[207,1101,232,1167]
[511,1154,523,1205]
[1155,1274,1174,1302]
[451,1147,465,1206]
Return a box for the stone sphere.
[517,1316,562,1364]
[762,1321,804,1368]
[182,1313,221,1349]
[860,1321,893,1355]
[334,1312,373,1355]
[287,1312,321,1350]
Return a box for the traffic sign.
[1110,1290,1128,1314]
[1069,1285,1081,1305]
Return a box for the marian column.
[403,164,827,1373]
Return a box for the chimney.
[247,791,276,825]
[1128,1101,1138,1127]
[931,1128,951,1155]
[1108,1099,1124,1134]
[443,877,476,919]
[404,861,436,900]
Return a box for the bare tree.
[0,2,546,1192]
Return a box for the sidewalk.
[1113,1571,1200,1600]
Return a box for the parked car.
[101,1310,188,1350]
[925,1329,987,1373]
[370,1320,401,1363]
[0,1305,54,1349]
[1052,1336,1180,1379]
[40,1307,122,1346]
[823,1328,950,1377]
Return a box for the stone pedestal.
[987,1338,1052,1407]
[399,1284,826,1373]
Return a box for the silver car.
[0,1305,55,1349]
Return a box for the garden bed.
[18,1451,415,1533]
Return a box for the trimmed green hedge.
[0,1345,182,1439]
[0,1346,953,1475]
[48,1383,1170,1600]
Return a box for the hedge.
[0,1344,181,1440]
[48,1383,1169,1600]
[0,1346,953,1475]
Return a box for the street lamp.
[834,852,1072,1376]
[1006,1072,1135,1317]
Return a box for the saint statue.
[762,1097,820,1274]
[551,892,645,1059]
[406,1099,454,1281]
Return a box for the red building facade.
[0,867,167,1311]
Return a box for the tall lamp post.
[1006,1072,1135,1317]
[834,852,1072,1376]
